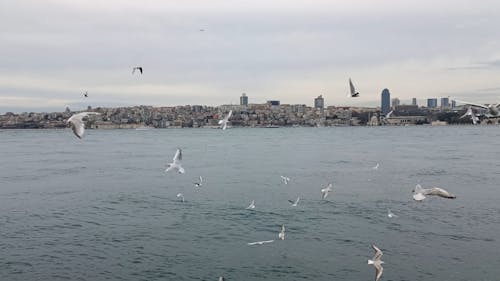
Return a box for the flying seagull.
[165,148,185,174]
[460,106,479,125]
[412,184,456,201]
[176,193,185,202]
[278,224,285,240]
[280,176,290,185]
[194,176,203,187]
[348,78,360,97]
[368,244,385,281]
[83,91,88,98]
[247,240,274,245]
[288,197,300,207]
[246,200,255,210]
[218,110,233,130]
[387,209,398,218]
[132,66,143,74]
[372,163,379,170]
[321,183,333,199]
[66,112,101,139]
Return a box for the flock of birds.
[65,76,459,281]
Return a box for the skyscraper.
[381,89,391,115]
[391,98,400,108]
[441,97,450,109]
[412,98,417,106]
[314,95,324,109]
[427,98,438,108]
[240,93,248,106]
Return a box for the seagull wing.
[70,118,85,138]
[139,67,143,74]
[349,78,355,96]
[225,110,233,121]
[374,263,384,281]
[455,99,489,109]
[173,148,182,162]
[426,187,456,198]
[372,244,383,260]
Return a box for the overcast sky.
[1,0,500,113]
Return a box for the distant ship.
[135,125,155,130]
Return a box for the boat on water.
[135,126,155,130]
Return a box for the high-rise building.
[314,95,324,109]
[441,97,450,109]
[391,98,400,108]
[412,98,417,106]
[240,93,248,106]
[451,100,457,108]
[427,98,438,108]
[381,89,391,115]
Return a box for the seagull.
[385,110,393,119]
[83,91,88,98]
[288,197,300,207]
[194,176,203,187]
[278,224,285,240]
[199,29,205,32]
[246,200,255,210]
[176,193,185,202]
[218,277,225,281]
[132,66,143,74]
[387,209,398,218]
[280,176,290,185]
[460,106,479,125]
[247,240,274,245]
[348,78,360,97]
[66,112,101,139]
[368,244,385,281]
[372,163,379,170]
[218,110,233,130]
[412,184,456,201]
[321,183,333,199]
[165,148,185,174]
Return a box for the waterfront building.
[412,98,417,106]
[441,97,450,109]
[391,98,400,108]
[451,100,457,108]
[314,95,324,109]
[240,93,248,106]
[427,98,438,108]
[381,89,391,115]
[267,100,280,106]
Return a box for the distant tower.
[391,98,400,108]
[451,100,457,108]
[427,98,438,108]
[412,98,417,106]
[441,97,450,109]
[381,89,391,115]
[314,95,324,109]
[240,93,248,106]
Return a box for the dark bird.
[83,91,88,98]
[132,67,143,75]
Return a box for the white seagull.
[288,197,300,207]
[246,200,255,210]
[218,277,225,281]
[165,148,185,174]
[132,66,143,74]
[387,209,398,218]
[194,176,203,187]
[278,224,285,240]
[66,112,101,139]
[368,244,385,281]
[321,183,333,199]
[372,163,379,170]
[247,240,274,245]
[176,193,185,202]
[460,106,479,125]
[218,110,233,130]
[412,184,456,201]
[348,78,360,97]
[280,176,290,185]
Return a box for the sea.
[1,126,500,281]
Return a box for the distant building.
[441,97,450,109]
[451,100,457,108]
[381,89,391,115]
[391,98,400,108]
[427,98,438,108]
[314,95,324,109]
[240,93,248,106]
[267,100,280,106]
[412,98,417,106]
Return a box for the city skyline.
[1,0,500,113]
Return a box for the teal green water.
[1,127,500,280]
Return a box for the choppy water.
[1,126,500,281]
